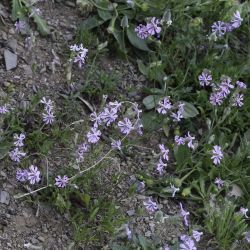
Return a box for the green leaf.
[81,193,90,208]
[174,145,191,168]
[141,112,162,131]
[0,141,12,160]
[182,102,199,118]
[137,59,149,76]
[55,193,68,213]
[108,26,126,53]
[127,25,151,51]
[89,207,99,221]
[32,14,50,35]
[97,9,112,21]
[79,15,105,30]
[11,0,25,20]
[120,15,129,28]
[142,95,161,110]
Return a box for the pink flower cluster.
[157,96,185,122]
[135,17,161,39]
[70,44,88,68]
[180,230,203,250]
[156,144,169,175]
[211,11,243,37]
[198,71,247,107]
[16,165,41,184]
[40,97,55,125]
[175,132,195,150]
[9,133,26,162]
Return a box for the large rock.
[4,49,17,70]
[0,190,10,205]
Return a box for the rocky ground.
[0,1,190,249]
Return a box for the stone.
[126,209,135,216]
[0,190,10,205]
[7,39,17,52]
[4,49,17,70]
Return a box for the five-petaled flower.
[55,175,69,188]
[211,145,223,165]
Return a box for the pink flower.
[87,127,101,144]
[118,118,133,135]
[27,165,41,184]
[211,145,223,165]
[55,175,69,188]
[180,203,190,227]
[159,144,169,161]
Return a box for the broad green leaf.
[142,95,161,110]
[97,9,112,21]
[108,26,126,53]
[79,15,105,30]
[32,14,50,35]
[137,59,149,76]
[127,25,151,51]
[182,102,199,118]
[141,112,162,131]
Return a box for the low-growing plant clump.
[1,0,249,249]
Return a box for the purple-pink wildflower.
[175,135,185,145]
[14,20,26,33]
[211,145,223,165]
[236,81,247,89]
[76,143,89,162]
[243,231,250,243]
[157,97,172,115]
[70,44,88,68]
[40,97,54,111]
[90,111,102,128]
[16,169,28,182]
[239,207,249,218]
[13,133,25,147]
[55,175,69,188]
[27,165,41,184]
[0,105,9,114]
[87,127,101,144]
[180,235,197,250]
[185,132,195,150]
[42,111,55,125]
[108,101,122,111]
[9,148,26,162]
[192,230,203,242]
[143,198,158,213]
[198,71,212,87]
[135,24,150,39]
[209,92,224,106]
[214,177,224,189]
[232,93,244,107]
[159,144,169,161]
[156,157,167,175]
[118,118,133,135]
[111,140,122,150]
[180,203,190,227]
[171,103,185,122]
[211,21,227,37]
[230,11,243,29]
[146,17,161,35]
[99,108,118,126]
